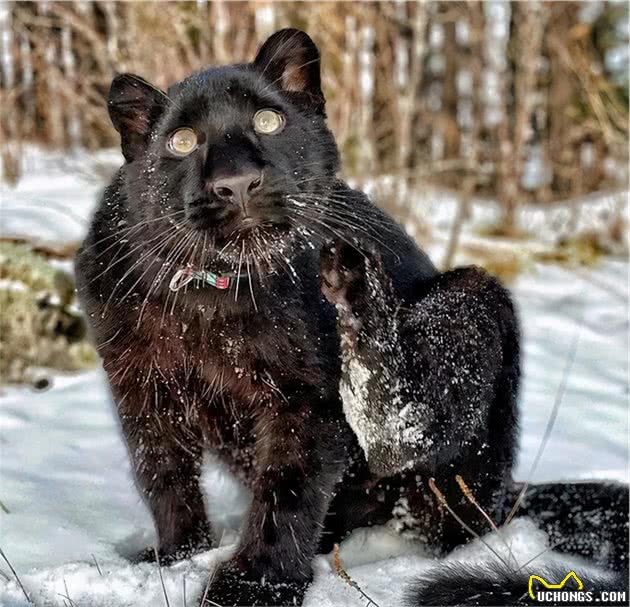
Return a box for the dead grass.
[474,222,533,241]
[332,543,381,607]
[533,231,624,267]
[0,242,97,387]
[457,242,529,284]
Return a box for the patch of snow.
[339,355,374,454]
[0,148,121,244]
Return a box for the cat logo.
[528,571,584,599]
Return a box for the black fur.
[405,560,628,606]
[321,242,520,551]
[502,481,629,571]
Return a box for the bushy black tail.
[404,561,628,606]
[404,481,629,606]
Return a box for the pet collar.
[169,267,249,292]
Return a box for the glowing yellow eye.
[167,128,198,156]
[253,109,285,135]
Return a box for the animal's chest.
[123,304,322,402]
[102,299,336,472]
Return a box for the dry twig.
[0,546,32,603]
[455,474,517,567]
[153,547,171,607]
[506,298,585,525]
[332,543,381,607]
[428,478,510,569]
[91,553,103,576]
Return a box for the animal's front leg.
[113,377,213,564]
[202,402,349,606]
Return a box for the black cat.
[75,28,627,607]
[320,242,520,552]
[321,241,628,605]
[76,28,434,606]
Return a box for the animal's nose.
[211,170,263,209]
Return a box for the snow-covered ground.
[0,152,628,606]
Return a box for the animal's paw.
[129,534,213,565]
[201,560,309,606]
[320,240,369,309]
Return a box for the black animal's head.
[108,29,340,274]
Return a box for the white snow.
[0,149,121,244]
[339,355,375,454]
[0,151,627,606]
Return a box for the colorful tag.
[213,275,231,289]
[198,271,231,290]
[169,268,232,292]
[169,268,195,292]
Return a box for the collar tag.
[169,268,232,292]
[169,268,195,292]
[199,271,230,290]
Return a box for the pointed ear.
[108,74,168,162]
[253,29,325,113]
